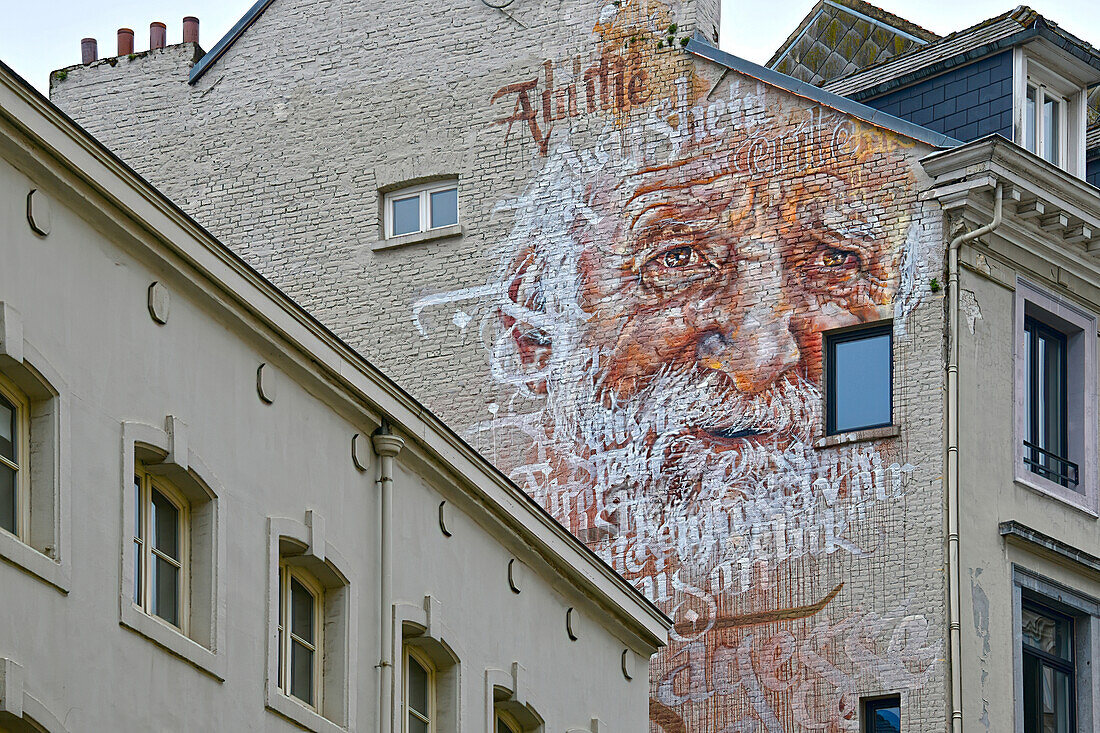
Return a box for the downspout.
[373,422,405,733]
[947,182,1002,733]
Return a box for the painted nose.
[696,303,802,394]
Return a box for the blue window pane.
[430,188,458,228]
[872,705,900,733]
[832,331,891,433]
[391,195,421,236]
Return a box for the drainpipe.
[947,182,1002,733]
[373,422,404,733]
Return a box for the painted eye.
[821,247,860,268]
[662,246,694,268]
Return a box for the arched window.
[277,564,325,708]
[133,461,190,628]
[403,645,435,732]
[495,709,522,733]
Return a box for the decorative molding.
[1001,521,1100,574]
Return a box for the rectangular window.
[0,387,24,536]
[1023,317,1075,487]
[384,182,459,239]
[278,563,323,710]
[825,324,893,435]
[862,695,901,733]
[133,463,188,629]
[405,646,433,733]
[1021,602,1076,733]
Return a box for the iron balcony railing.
[1024,441,1079,488]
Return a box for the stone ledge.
[371,224,463,251]
[813,424,900,449]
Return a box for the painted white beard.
[544,361,824,500]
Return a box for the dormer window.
[1014,49,1088,176]
[1025,82,1065,166]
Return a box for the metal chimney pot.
[117,28,134,56]
[183,16,199,45]
[80,38,98,65]
[150,22,167,50]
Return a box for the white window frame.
[404,645,436,732]
[265,514,355,733]
[1013,50,1088,176]
[119,419,226,680]
[0,372,30,541]
[1013,278,1098,515]
[278,563,325,711]
[133,460,191,633]
[383,181,459,239]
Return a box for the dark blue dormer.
[859,52,1014,142]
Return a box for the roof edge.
[688,39,960,148]
[0,57,672,645]
[189,0,276,84]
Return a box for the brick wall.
[861,51,1013,142]
[51,1,950,730]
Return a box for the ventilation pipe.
[947,182,1003,733]
[150,22,167,50]
[183,16,199,45]
[80,38,98,65]
[117,28,134,56]
[373,422,404,733]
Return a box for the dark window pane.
[407,655,429,715]
[151,489,179,559]
[1022,606,1073,661]
[1025,318,1072,486]
[0,393,14,461]
[152,555,179,626]
[430,188,458,228]
[1023,652,1041,733]
[133,540,143,605]
[290,578,314,644]
[408,717,428,733]
[391,195,420,236]
[134,476,143,539]
[0,465,14,534]
[1025,85,1037,153]
[864,697,900,733]
[830,330,891,433]
[498,716,518,733]
[290,639,314,705]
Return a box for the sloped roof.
[688,38,958,148]
[824,6,1100,100]
[190,0,275,84]
[769,0,938,86]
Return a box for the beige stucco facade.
[0,61,667,732]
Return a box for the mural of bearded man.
[414,69,940,733]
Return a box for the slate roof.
[824,6,1100,100]
[769,0,938,86]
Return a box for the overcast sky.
[1,0,1098,94]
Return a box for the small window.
[384,182,459,238]
[277,564,324,709]
[133,462,189,629]
[825,324,893,435]
[0,376,29,538]
[1021,602,1076,733]
[862,695,900,733]
[404,646,435,733]
[1024,83,1066,166]
[1023,316,1076,487]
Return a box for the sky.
[1,0,1099,95]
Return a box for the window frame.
[495,708,523,733]
[1013,49,1088,176]
[824,322,894,436]
[1012,566,1099,733]
[383,181,459,239]
[1014,279,1098,515]
[1024,81,1068,167]
[278,563,325,711]
[861,694,901,733]
[1020,600,1077,733]
[133,460,191,633]
[0,372,30,541]
[403,644,436,732]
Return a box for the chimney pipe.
[117,28,134,56]
[150,22,166,50]
[182,16,199,45]
[81,38,98,65]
